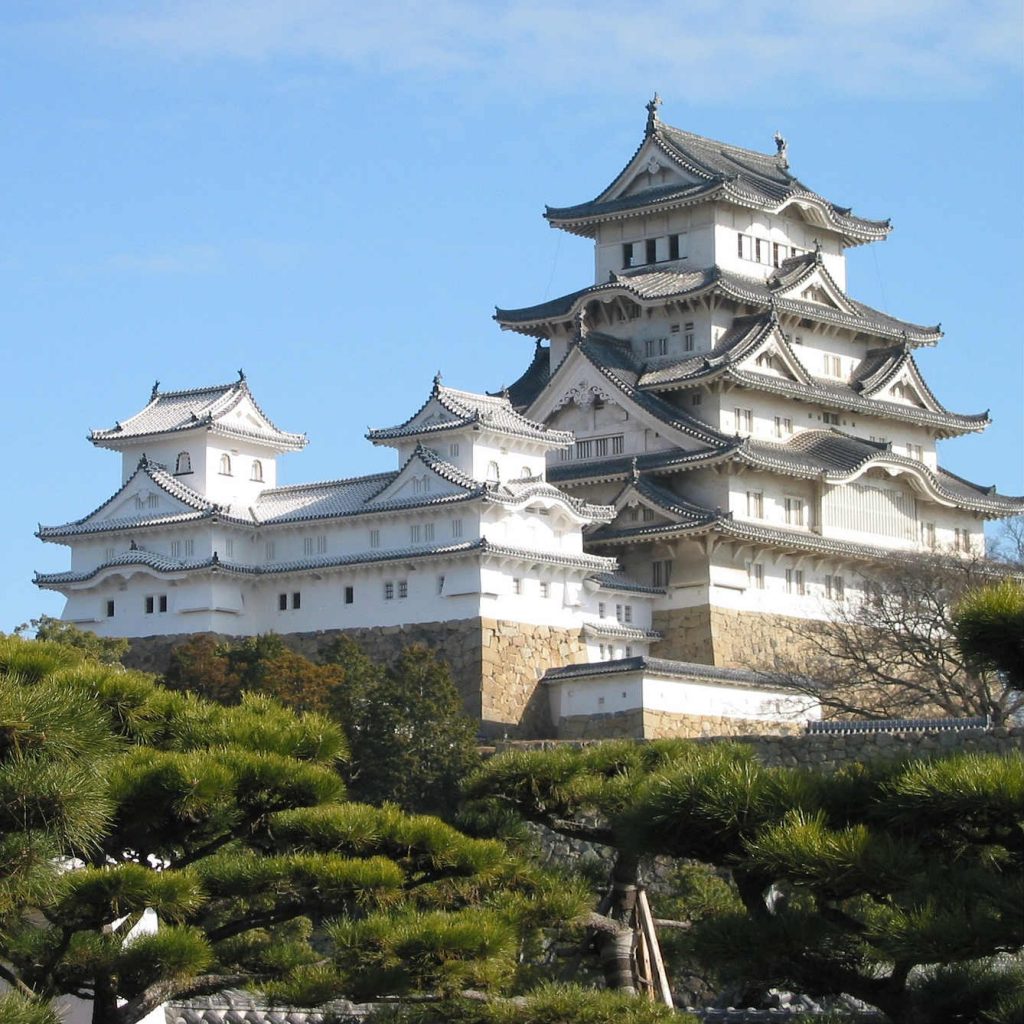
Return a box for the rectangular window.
[344,585,354,605]
[749,563,765,589]
[225,538,234,558]
[265,541,276,562]
[644,338,655,358]
[623,604,633,623]
[317,535,327,554]
[104,545,116,560]
[954,527,970,552]
[437,575,445,595]
[822,411,841,426]
[921,521,936,549]
[304,537,315,556]
[370,529,380,549]
[540,581,550,598]
[907,443,924,461]
[774,415,784,438]
[598,602,606,618]
[398,580,408,599]
[692,392,702,406]
[735,408,753,433]
[611,435,624,455]
[652,558,673,587]
[594,437,608,457]
[657,337,668,355]
[622,242,634,268]
[512,578,522,595]
[292,592,301,609]
[738,234,753,260]
[670,322,680,334]
[384,581,394,600]
[424,522,435,542]
[147,494,159,509]
[824,354,842,377]
[410,524,422,544]
[642,507,656,522]
[279,593,288,611]
[785,568,806,595]
[746,491,764,519]
[576,439,593,459]
[784,496,804,526]
[449,443,460,458]
[772,242,784,267]
[184,538,195,557]
[105,600,115,617]
[159,595,167,613]
[825,574,845,601]
[684,322,695,351]
[145,596,154,614]
[668,234,680,260]
[645,238,657,264]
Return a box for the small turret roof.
[368,375,573,447]
[89,375,307,452]
[543,104,890,247]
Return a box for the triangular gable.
[772,261,858,316]
[527,344,716,453]
[40,462,212,538]
[864,356,945,413]
[732,323,813,385]
[215,391,288,438]
[594,136,709,205]
[365,449,475,507]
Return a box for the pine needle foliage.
[1,637,594,1024]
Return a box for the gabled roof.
[542,106,890,247]
[367,374,572,447]
[496,341,552,411]
[37,456,220,540]
[35,536,618,589]
[495,264,941,346]
[610,474,721,529]
[530,333,729,451]
[636,316,987,437]
[89,375,307,452]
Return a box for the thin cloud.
[71,0,1023,101]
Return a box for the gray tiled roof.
[38,457,220,539]
[166,989,370,1024]
[368,378,573,446]
[587,570,666,595]
[90,379,307,451]
[543,119,890,246]
[582,621,663,642]
[36,537,619,588]
[542,655,790,689]
[633,316,985,435]
[495,341,552,410]
[496,264,941,346]
[629,476,722,525]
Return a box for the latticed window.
[175,451,192,474]
[219,454,232,475]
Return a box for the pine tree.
[0,637,581,1024]
[467,740,1024,1022]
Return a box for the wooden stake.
[637,888,673,1007]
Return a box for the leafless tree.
[764,552,1024,724]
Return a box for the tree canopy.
[468,739,1024,1023]
[0,636,611,1024]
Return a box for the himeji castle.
[36,100,1023,739]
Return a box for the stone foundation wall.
[557,709,803,741]
[652,605,822,671]
[123,617,583,739]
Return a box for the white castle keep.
[36,101,1023,739]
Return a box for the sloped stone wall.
[652,605,822,670]
[123,617,583,739]
[557,708,804,741]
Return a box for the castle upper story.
[543,95,891,295]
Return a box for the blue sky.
[4,1,1022,630]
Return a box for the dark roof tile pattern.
[497,342,552,410]
[90,379,307,450]
[368,379,572,446]
[38,457,220,539]
[542,655,799,690]
[543,119,890,245]
[587,570,666,595]
[496,264,940,346]
[36,537,619,588]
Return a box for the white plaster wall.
[547,669,819,726]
